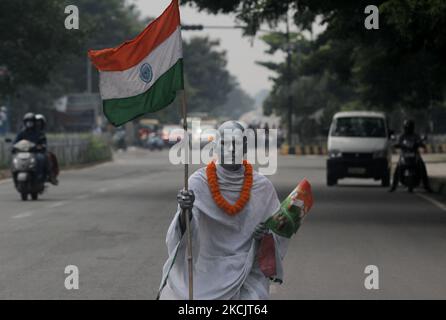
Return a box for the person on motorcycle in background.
[35,114,58,185]
[14,113,40,144]
[389,120,433,193]
[13,113,47,181]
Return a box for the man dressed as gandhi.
[158,121,289,300]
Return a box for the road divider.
[280,144,329,156]
[0,134,113,178]
[280,144,446,156]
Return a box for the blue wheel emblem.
[139,63,153,84]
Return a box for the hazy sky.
[130,0,283,97]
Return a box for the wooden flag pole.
[178,0,193,300]
[181,89,194,300]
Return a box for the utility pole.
[86,55,92,93]
[286,13,295,154]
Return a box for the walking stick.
[181,89,194,300]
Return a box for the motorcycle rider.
[389,120,433,193]
[35,114,58,185]
[13,113,47,181]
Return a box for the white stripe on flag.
[99,26,183,100]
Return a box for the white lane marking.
[59,160,112,174]
[74,194,89,200]
[47,201,66,209]
[417,193,446,212]
[98,188,108,193]
[12,211,34,219]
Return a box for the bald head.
[218,121,245,135]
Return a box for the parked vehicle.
[326,111,392,186]
[138,119,160,147]
[199,124,218,148]
[112,128,127,151]
[147,133,165,151]
[161,125,183,146]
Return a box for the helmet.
[403,119,415,135]
[35,114,47,131]
[23,113,36,129]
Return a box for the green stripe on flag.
[103,59,184,126]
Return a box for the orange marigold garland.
[206,160,253,216]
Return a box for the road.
[0,149,446,299]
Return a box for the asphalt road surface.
[1,149,446,299]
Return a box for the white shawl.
[159,165,289,300]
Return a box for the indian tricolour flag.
[88,0,183,126]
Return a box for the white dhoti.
[159,165,289,300]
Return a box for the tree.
[1,0,251,129]
[155,37,249,124]
[258,31,355,141]
[183,37,234,113]
[217,77,255,119]
[0,0,85,95]
[1,0,145,129]
[183,0,446,112]
[60,0,145,93]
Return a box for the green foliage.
[1,0,144,129]
[258,31,355,140]
[216,77,255,119]
[184,0,446,113]
[183,37,234,113]
[62,0,145,93]
[0,0,85,95]
[84,135,112,164]
[147,37,252,124]
[2,1,251,129]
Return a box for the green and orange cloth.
[266,179,314,238]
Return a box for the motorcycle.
[395,136,425,193]
[11,140,47,201]
[112,129,127,151]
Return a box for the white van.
[326,111,392,186]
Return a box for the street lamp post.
[87,55,92,93]
[0,66,12,135]
[286,15,295,154]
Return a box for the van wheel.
[381,170,390,187]
[327,173,337,186]
[21,193,28,201]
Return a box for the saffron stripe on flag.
[88,0,180,72]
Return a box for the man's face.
[220,129,244,165]
[25,121,34,129]
[36,121,43,131]
[217,121,246,171]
